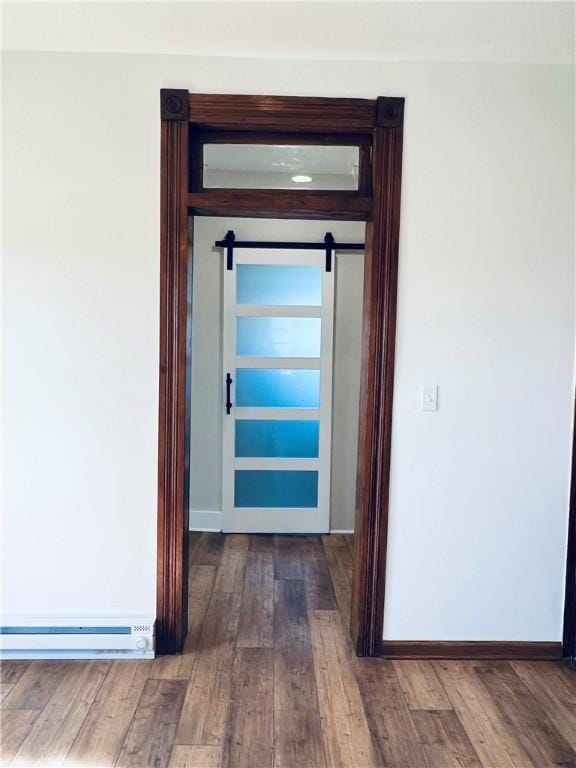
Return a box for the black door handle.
[225,373,233,415]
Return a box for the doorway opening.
[158,91,405,656]
[190,219,364,536]
[186,215,365,671]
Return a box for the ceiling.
[3,1,575,65]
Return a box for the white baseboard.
[190,510,222,532]
[189,512,353,536]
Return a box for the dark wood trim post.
[157,89,190,653]
[352,97,404,656]
[562,395,576,660]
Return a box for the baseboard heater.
[0,616,155,659]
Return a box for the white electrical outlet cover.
[421,385,438,411]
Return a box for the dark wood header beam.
[188,93,378,133]
[188,190,372,221]
[193,129,371,147]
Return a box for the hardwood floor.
[1,533,575,768]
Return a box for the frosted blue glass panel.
[236,420,319,458]
[236,369,320,408]
[236,317,321,358]
[237,265,321,306]
[235,470,318,508]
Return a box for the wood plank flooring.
[1,533,575,768]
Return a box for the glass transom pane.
[235,470,318,508]
[204,144,359,190]
[236,317,321,358]
[235,420,320,458]
[236,369,320,408]
[237,264,321,306]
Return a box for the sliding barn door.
[222,249,334,533]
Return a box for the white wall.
[2,51,573,642]
[188,217,364,532]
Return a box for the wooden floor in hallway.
[1,532,576,768]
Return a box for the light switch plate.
[421,385,438,412]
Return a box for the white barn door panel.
[222,249,334,534]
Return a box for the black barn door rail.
[215,230,364,272]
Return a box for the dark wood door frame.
[157,90,405,656]
[562,395,576,661]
